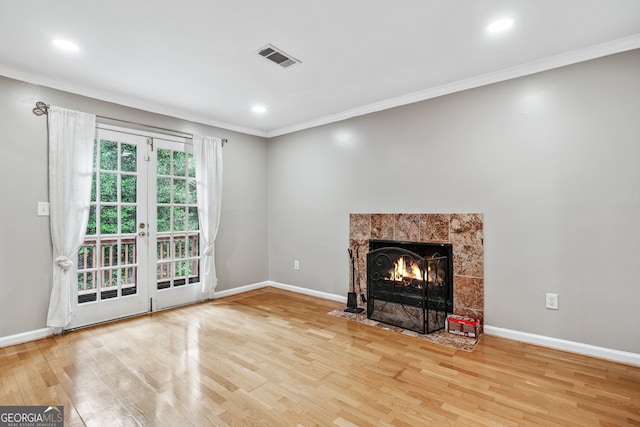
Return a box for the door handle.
[139,231,146,237]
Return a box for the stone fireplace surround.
[349,213,484,325]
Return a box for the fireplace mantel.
[349,213,484,323]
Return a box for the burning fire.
[391,257,423,281]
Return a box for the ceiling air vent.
[257,44,301,68]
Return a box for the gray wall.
[268,50,640,353]
[0,76,269,338]
[2,50,639,354]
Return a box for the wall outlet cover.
[37,201,50,216]
[545,293,559,310]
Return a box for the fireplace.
[367,239,453,334]
[349,213,484,330]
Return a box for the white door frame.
[68,126,208,329]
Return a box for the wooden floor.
[1,288,639,426]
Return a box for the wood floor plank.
[1,287,639,426]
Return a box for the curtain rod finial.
[33,101,49,116]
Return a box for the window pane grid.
[156,147,200,290]
[77,138,138,303]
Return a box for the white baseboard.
[213,281,272,299]
[213,280,347,304]
[484,325,640,366]
[0,327,53,348]
[6,285,637,367]
[267,281,348,304]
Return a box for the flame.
[392,257,422,281]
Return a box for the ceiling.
[1,1,639,138]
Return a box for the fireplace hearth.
[367,239,453,334]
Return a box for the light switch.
[38,202,50,216]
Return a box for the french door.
[150,138,204,311]
[68,128,204,329]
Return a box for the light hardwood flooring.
[1,287,639,426]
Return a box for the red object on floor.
[447,315,481,338]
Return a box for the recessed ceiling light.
[252,105,267,113]
[51,39,80,52]
[487,18,514,33]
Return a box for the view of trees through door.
[77,136,141,304]
[155,143,200,290]
[72,128,203,328]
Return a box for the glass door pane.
[151,138,204,310]
[69,129,149,329]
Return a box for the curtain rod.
[32,101,228,146]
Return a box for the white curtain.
[47,106,96,329]
[193,135,223,295]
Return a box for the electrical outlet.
[545,293,559,310]
[294,260,300,270]
[37,201,50,216]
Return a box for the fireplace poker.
[345,248,363,313]
[355,247,366,304]
[348,249,354,294]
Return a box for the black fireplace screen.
[366,240,452,334]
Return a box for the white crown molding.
[484,325,640,367]
[0,64,268,138]
[3,34,638,140]
[267,34,640,138]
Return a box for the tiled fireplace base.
[349,213,484,323]
[327,309,481,352]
